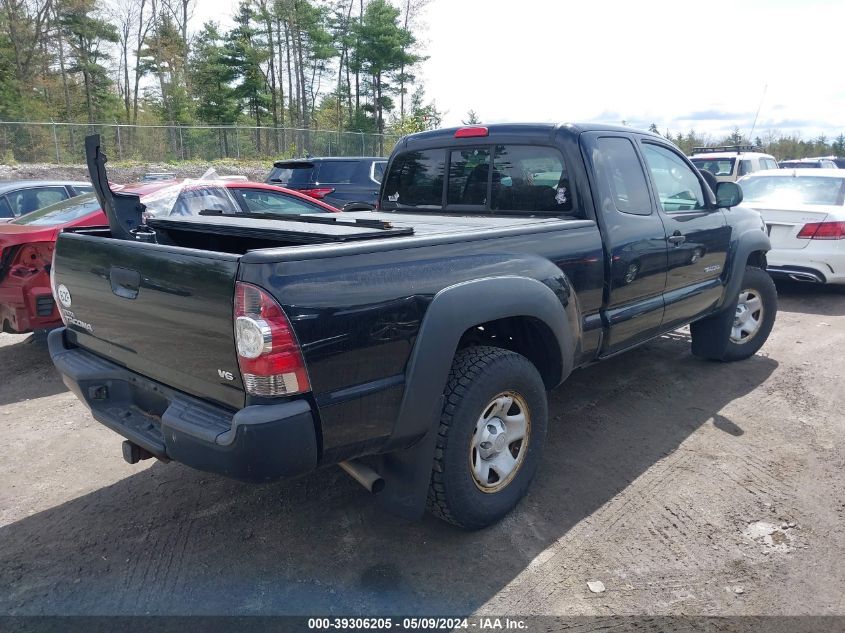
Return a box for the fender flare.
[376,275,577,519]
[718,228,771,310]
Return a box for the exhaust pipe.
[339,460,385,494]
[788,272,823,283]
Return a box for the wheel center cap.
[477,417,508,460]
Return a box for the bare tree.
[398,0,428,118]
[161,0,194,87]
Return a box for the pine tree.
[356,0,417,151]
[462,110,481,125]
[225,2,271,152]
[191,22,238,155]
[57,0,120,124]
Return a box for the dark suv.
[266,157,387,209]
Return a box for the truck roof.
[400,122,662,147]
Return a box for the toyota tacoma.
[48,126,777,529]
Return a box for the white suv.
[689,145,779,183]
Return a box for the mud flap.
[374,395,443,520]
[690,295,739,360]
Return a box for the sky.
[194,0,845,141]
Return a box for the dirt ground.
[0,281,843,617]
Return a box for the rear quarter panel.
[239,224,604,463]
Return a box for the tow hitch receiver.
[122,440,154,464]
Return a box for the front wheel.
[691,265,777,361]
[427,346,548,529]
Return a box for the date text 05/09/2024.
[307,617,528,630]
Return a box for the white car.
[738,168,845,284]
[690,145,779,183]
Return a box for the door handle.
[668,232,686,246]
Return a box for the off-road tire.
[691,265,777,361]
[427,346,548,529]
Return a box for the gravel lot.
[0,162,269,184]
[0,282,843,617]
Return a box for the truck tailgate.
[53,231,245,409]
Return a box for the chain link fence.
[0,121,402,164]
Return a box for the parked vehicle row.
[266,156,387,209]
[690,145,780,183]
[0,179,336,334]
[0,180,93,223]
[45,126,777,529]
[778,157,840,169]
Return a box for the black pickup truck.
[49,125,776,529]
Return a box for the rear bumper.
[48,328,318,481]
[767,244,845,284]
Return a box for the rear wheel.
[691,265,777,361]
[427,346,548,529]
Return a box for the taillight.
[300,187,335,200]
[234,282,310,397]
[50,246,67,325]
[796,221,845,240]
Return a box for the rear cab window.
[382,150,446,209]
[381,144,578,216]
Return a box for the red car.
[0,179,337,333]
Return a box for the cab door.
[638,141,731,329]
[582,133,668,356]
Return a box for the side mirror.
[715,181,743,208]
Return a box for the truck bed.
[69,211,582,256]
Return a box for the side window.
[595,137,652,216]
[738,160,752,177]
[491,145,575,214]
[170,186,239,216]
[641,144,706,213]
[6,187,68,216]
[234,189,329,214]
[34,187,68,207]
[316,161,357,184]
[0,196,13,218]
[447,147,491,206]
[381,149,446,209]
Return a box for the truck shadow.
[0,334,777,616]
[0,334,67,406]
